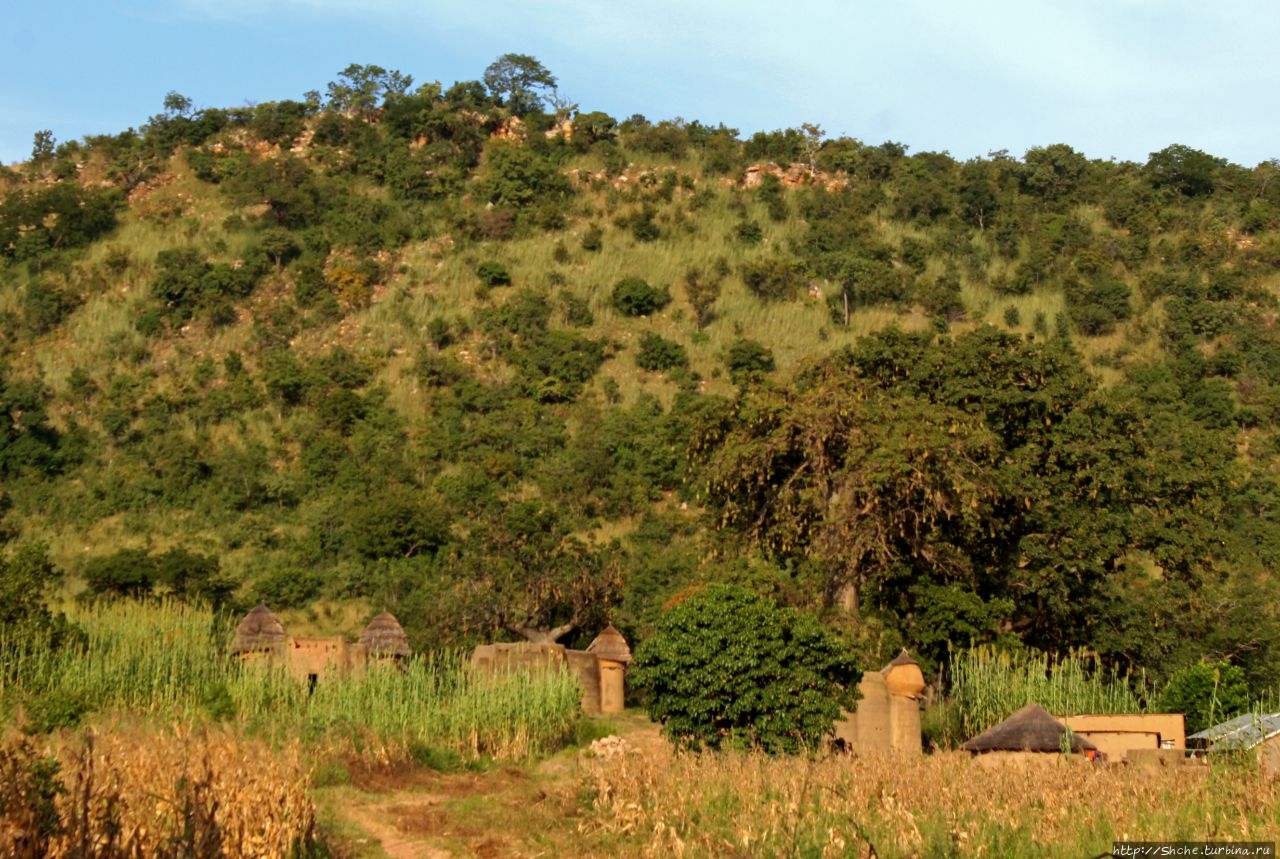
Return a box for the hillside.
[2,58,1279,692]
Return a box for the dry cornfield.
[580,744,1280,858]
[1,725,315,858]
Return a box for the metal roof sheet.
[1187,712,1280,750]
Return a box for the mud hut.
[962,703,1098,760]
[835,650,925,757]
[1057,713,1185,762]
[882,651,925,757]
[230,603,287,663]
[586,624,633,714]
[358,611,411,660]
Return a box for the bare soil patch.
[317,719,653,857]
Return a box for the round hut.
[586,624,632,714]
[962,702,1099,764]
[358,611,411,663]
[231,604,287,665]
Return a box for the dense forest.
[3,55,1279,697]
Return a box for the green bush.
[635,332,689,372]
[477,260,512,287]
[740,256,805,302]
[1156,661,1250,734]
[724,339,775,381]
[560,292,594,328]
[581,224,604,252]
[734,219,764,246]
[22,687,92,734]
[22,280,81,335]
[631,212,661,242]
[0,184,121,261]
[610,278,670,317]
[427,317,454,349]
[631,584,859,754]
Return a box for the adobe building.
[835,650,926,757]
[470,625,634,715]
[1056,713,1185,762]
[586,624,633,714]
[962,702,1099,764]
[230,604,410,685]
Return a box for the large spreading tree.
[483,54,557,115]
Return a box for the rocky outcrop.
[743,161,848,191]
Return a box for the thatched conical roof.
[359,611,411,658]
[586,624,633,664]
[883,650,919,671]
[961,703,1097,754]
[231,603,287,654]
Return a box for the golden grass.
[0,724,315,858]
[580,746,1280,858]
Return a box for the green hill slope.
[3,60,1279,691]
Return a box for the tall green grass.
[937,644,1145,745]
[1,600,582,761]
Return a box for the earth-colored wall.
[238,636,371,683]
[835,671,921,756]
[599,659,625,714]
[1256,733,1280,777]
[1057,713,1185,762]
[470,641,617,714]
[565,649,603,714]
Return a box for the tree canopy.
[483,54,557,115]
[631,585,859,754]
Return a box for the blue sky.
[3,1,1277,167]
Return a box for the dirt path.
[317,714,664,858]
[338,799,451,859]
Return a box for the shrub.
[327,266,372,310]
[734,219,763,245]
[0,184,121,261]
[631,584,859,754]
[912,276,965,323]
[1156,661,1250,734]
[253,567,323,609]
[635,332,689,372]
[581,224,604,252]
[630,208,661,242]
[741,256,805,302]
[427,316,454,349]
[725,339,775,381]
[560,292,594,327]
[22,280,81,335]
[22,688,92,734]
[611,278,670,317]
[684,267,722,330]
[477,260,512,287]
